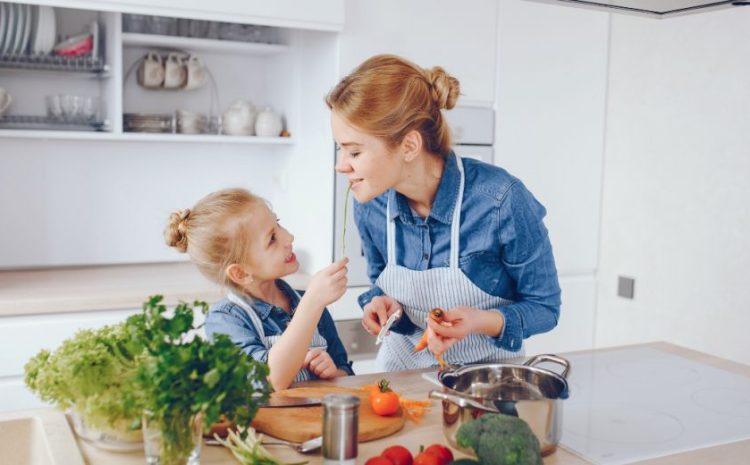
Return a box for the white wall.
[595,9,750,365]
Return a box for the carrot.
[415,308,449,368]
[399,398,432,423]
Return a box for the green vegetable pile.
[456,413,543,465]
[24,320,144,435]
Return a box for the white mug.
[163,53,187,89]
[183,55,208,91]
[0,88,12,116]
[136,52,165,89]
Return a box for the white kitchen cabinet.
[28,0,344,31]
[523,275,597,355]
[338,0,498,104]
[495,0,609,275]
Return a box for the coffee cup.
[183,55,208,91]
[137,52,165,89]
[163,53,187,89]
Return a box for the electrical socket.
[618,276,635,299]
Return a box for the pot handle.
[524,354,571,379]
[428,390,499,413]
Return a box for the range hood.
[527,0,749,18]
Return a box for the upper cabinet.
[338,0,498,105]
[27,0,345,31]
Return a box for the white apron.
[375,154,524,371]
[228,291,328,383]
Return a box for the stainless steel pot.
[429,354,570,457]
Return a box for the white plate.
[19,4,31,55]
[3,3,16,55]
[31,4,44,54]
[42,5,55,54]
[0,3,8,55]
[11,2,24,54]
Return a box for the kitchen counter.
[72,342,749,465]
[0,262,310,317]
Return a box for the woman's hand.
[425,306,505,356]
[361,295,402,337]
[304,258,348,309]
[304,348,339,379]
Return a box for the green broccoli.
[455,413,543,465]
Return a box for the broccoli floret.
[455,413,542,465]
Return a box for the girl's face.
[332,111,402,203]
[245,203,299,281]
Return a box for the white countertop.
[0,262,311,317]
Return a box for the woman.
[327,54,561,371]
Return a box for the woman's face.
[332,111,402,203]
[245,203,299,280]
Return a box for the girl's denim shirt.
[354,152,562,352]
[205,279,354,376]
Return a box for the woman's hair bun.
[164,208,191,253]
[425,66,460,110]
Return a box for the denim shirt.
[204,279,354,377]
[354,152,561,352]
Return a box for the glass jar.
[142,411,203,465]
[69,409,143,452]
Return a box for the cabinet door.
[338,0,498,104]
[523,275,596,355]
[495,0,609,275]
[33,0,344,30]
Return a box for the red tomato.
[413,452,441,465]
[382,445,414,465]
[424,444,454,465]
[365,456,395,465]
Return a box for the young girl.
[165,188,352,390]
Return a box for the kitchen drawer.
[0,308,140,378]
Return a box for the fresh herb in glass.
[126,295,271,465]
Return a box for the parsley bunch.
[127,295,270,465]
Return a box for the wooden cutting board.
[251,386,405,443]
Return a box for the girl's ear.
[400,129,424,162]
[226,263,253,286]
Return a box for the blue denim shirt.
[204,279,354,377]
[354,152,561,352]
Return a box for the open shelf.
[0,129,295,143]
[122,33,289,55]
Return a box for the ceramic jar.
[221,100,257,136]
[254,107,283,137]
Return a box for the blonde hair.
[325,54,460,156]
[165,188,266,291]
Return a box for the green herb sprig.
[341,183,352,258]
[213,427,307,465]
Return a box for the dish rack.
[0,53,107,73]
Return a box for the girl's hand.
[361,295,402,336]
[304,258,348,308]
[304,348,338,379]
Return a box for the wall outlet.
[618,276,635,299]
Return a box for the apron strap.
[385,154,465,269]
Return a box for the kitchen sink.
[0,409,85,465]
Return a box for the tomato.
[370,379,400,416]
[413,452,441,465]
[365,457,395,465]
[382,445,414,465]
[423,444,453,465]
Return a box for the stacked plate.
[124,113,175,133]
[0,3,56,56]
